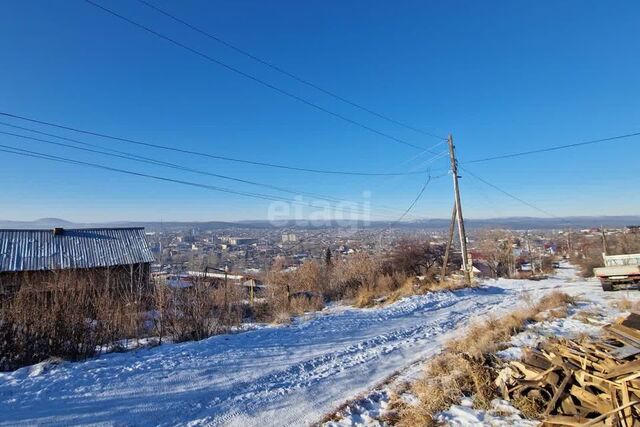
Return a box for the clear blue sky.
[1,0,639,222]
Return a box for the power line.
[0,112,443,176]
[0,126,349,204]
[83,0,442,151]
[0,143,421,220]
[136,0,446,141]
[0,125,446,218]
[382,173,432,226]
[459,165,579,227]
[281,172,433,256]
[0,128,335,203]
[463,131,640,164]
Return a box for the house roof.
[0,228,155,272]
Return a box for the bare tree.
[390,238,444,276]
[475,230,515,278]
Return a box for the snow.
[326,264,640,427]
[324,390,390,427]
[2,263,639,426]
[436,398,537,427]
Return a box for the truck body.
[593,253,640,291]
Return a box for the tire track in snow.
[201,292,515,426]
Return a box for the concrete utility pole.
[447,134,471,284]
[440,203,457,283]
[601,226,609,256]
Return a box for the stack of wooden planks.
[497,313,640,426]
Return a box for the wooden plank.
[543,415,589,426]
[606,324,640,347]
[568,385,613,414]
[608,344,640,361]
[510,361,547,380]
[621,381,634,427]
[544,373,572,416]
[559,395,578,415]
[609,386,627,427]
[620,313,640,331]
[605,358,640,380]
[583,400,640,426]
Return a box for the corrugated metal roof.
[0,228,155,272]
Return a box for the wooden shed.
[0,227,155,305]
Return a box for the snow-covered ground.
[328,265,640,427]
[1,265,638,426]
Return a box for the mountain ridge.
[0,216,638,231]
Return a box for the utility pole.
[601,226,609,256]
[447,134,471,284]
[440,203,457,283]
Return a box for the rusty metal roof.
[0,228,155,272]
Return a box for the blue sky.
[1,0,639,222]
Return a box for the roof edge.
[0,227,146,232]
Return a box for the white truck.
[593,253,640,291]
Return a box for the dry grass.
[572,308,603,324]
[396,291,575,425]
[610,295,640,312]
[272,311,292,325]
[512,394,547,418]
[386,278,420,304]
[289,295,324,316]
[535,291,576,313]
[427,278,473,293]
[396,353,494,426]
[354,287,377,308]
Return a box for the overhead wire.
[459,165,580,228]
[135,0,446,141]
[280,171,434,256]
[0,112,442,177]
[0,143,427,221]
[83,0,443,151]
[0,125,438,215]
[463,131,640,164]
[0,126,448,219]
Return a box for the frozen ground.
[328,264,640,426]
[1,264,638,426]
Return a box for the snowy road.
[0,267,625,426]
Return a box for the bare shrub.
[153,278,243,343]
[475,230,517,278]
[292,261,324,295]
[390,238,444,276]
[1,268,149,371]
[289,294,324,315]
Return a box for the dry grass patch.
[289,294,324,316]
[397,353,494,426]
[511,394,546,419]
[610,295,640,312]
[353,287,376,308]
[396,291,575,426]
[535,291,576,313]
[428,278,474,292]
[272,311,292,324]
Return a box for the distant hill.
[0,218,247,232]
[1,216,639,231]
